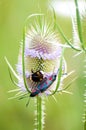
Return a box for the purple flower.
[17,18,67,96]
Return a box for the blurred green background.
[0,0,85,130]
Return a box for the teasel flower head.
[16,14,67,97]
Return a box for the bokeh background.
[0,0,85,130]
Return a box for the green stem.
[84,120,86,130]
[83,55,86,130]
[36,96,44,130]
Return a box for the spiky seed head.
[16,16,67,95]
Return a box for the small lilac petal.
[43,54,46,60]
[36,51,39,57]
[24,45,62,60]
[44,90,51,96]
[25,71,30,78]
[16,64,30,78]
[18,82,26,92]
[39,51,43,57]
[16,64,22,75]
[44,54,48,59]
[25,49,28,55]
[48,54,53,60]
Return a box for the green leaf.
[51,48,64,95]
[8,89,21,93]
[24,13,44,27]
[8,92,28,100]
[52,7,81,51]
[74,0,84,50]
[22,27,30,93]
[8,67,20,87]
[55,23,81,51]
[4,57,20,80]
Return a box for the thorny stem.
[37,96,42,130]
[83,55,86,130]
[36,96,44,130]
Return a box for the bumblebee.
[30,70,43,82]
